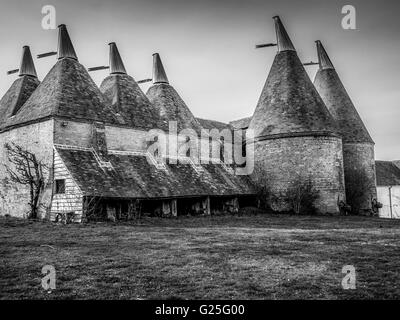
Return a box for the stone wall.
[342,143,377,213]
[0,120,54,218]
[54,120,92,148]
[251,135,345,214]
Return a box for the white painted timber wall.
[49,149,83,222]
[377,186,400,219]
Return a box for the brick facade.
[252,135,345,214]
[343,143,377,212]
[0,120,54,218]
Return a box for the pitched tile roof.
[249,18,338,139]
[196,118,231,131]
[313,41,374,144]
[147,83,204,134]
[0,76,40,128]
[229,117,252,130]
[2,58,118,130]
[56,147,255,199]
[100,73,168,130]
[393,161,400,170]
[375,161,400,186]
[146,54,204,134]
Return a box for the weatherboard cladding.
[55,147,254,198]
[249,50,338,139]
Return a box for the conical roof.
[0,46,40,128]
[57,24,78,60]
[100,44,167,130]
[109,42,127,75]
[146,53,203,134]
[249,17,338,139]
[315,41,334,70]
[5,58,115,129]
[19,46,37,77]
[152,53,169,84]
[3,28,117,130]
[313,41,374,144]
[273,16,295,52]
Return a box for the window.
[55,179,66,194]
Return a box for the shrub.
[252,164,274,212]
[286,177,320,215]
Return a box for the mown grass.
[1,214,400,299]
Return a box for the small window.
[55,179,66,194]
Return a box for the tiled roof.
[249,50,338,139]
[56,147,255,199]
[196,118,231,131]
[375,161,400,186]
[3,58,118,129]
[229,117,252,130]
[393,161,400,170]
[147,83,204,134]
[0,76,40,128]
[314,42,374,144]
[100,74,168,130]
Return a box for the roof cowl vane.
[19,46,37,78]
[152,53,169,84]
[109,42,127,75]
[273,16,295,52]
[57,24,78,61]
[315,40,335,70]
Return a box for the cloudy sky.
[0,0,398,160]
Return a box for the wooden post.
[203,197,211,215]
[106,204,116,222]
[162,201,170,215]
[171,199,177,217]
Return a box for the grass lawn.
[1,213,400,299]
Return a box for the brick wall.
[252,135,345,214]
[0,120,54,218]
[343,143,377,212]
[54,120,92,148]
[54,119,234,164]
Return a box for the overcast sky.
[0,0,399,160]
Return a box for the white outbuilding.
[376,161,400,219]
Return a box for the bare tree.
[4,143,48,219]
[286,176,320,215]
